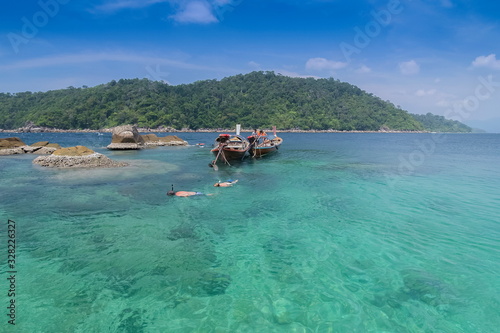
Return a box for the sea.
[0,132,498,333]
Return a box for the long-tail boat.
[209,125,250,168]
[248,126,283,158]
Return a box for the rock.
[196,271,232,296]
[30,141,49,147]
[106,125,144,150]
[0,137,26,149]
[142,134,188,146]
[32,147,58,155]
[0,138,63,156]
[33,145,128,168]
[0,147,25,155]
[25,141,61,154]
[22,146,42,153]
[52,145,94,156]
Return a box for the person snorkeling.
[167,184,212,197]
[213,179,238,187]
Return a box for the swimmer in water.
[213,179,238,187]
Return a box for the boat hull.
[250,145,278,157]
[211,133,250,164]
[211,147,248,161]
[250,136,283,158]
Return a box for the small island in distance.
[0,71,473,133]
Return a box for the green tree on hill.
[0,72,470,132]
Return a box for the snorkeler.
[213,180,238,187]
[167,184,212,197]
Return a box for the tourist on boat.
[213,180,238,187]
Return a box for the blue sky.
[1,0,500,131]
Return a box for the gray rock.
[107,125,145,150]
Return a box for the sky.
[1,0,500,132]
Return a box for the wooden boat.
[210,133,250,167]
[248,127,283,158]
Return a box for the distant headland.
[0,72,472,133]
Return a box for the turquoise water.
[0,132,499,332]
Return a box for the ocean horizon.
[1,132,498,332]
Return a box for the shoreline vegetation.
[0,126,457,134]
[0,72,473,133]
[0,127,442,133]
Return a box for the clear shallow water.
[0,132,499,332]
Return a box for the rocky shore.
[105,125,188,150]
[0,137,61,155]
[0,126,428,134]
[33,146,128,168]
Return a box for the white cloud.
[440,0,453,8]
[213,0,232,5]
[355,65,371,74]
[305,57,347,71]
[92,0,237,24]
[0,52,220,72]
[248,61,260,69]
[471,54,500,70]
[415,89,436,97]
[276,70,318,79]
[170,1,218,24]
[399,60,420,75]
[436,100,451,107]
[93,0,168,13]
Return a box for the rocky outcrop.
[30,141,61,154]
[0,137,27,155]
[141,134,188,146]
[33,146,128,168]
[0,137,63,155]
[106,125,144,150]
[0,137,26,148]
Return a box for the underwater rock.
[107,125,144,150]
[167,225,198,241]
[196,271,232,296]
[401,269,457,308]
[371,269,459,312]
[117,308,146,333]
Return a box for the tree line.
[0,71,471,132]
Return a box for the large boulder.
[142,134,188,146]
[107,125,145,150]
[33,145,128,168]
[0,137,27,155]
[0,137,26,149]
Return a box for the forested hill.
[0,71,471,132]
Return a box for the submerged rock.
[107,125,145,150]
[33,145,128,168]
[195,271,232,296]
